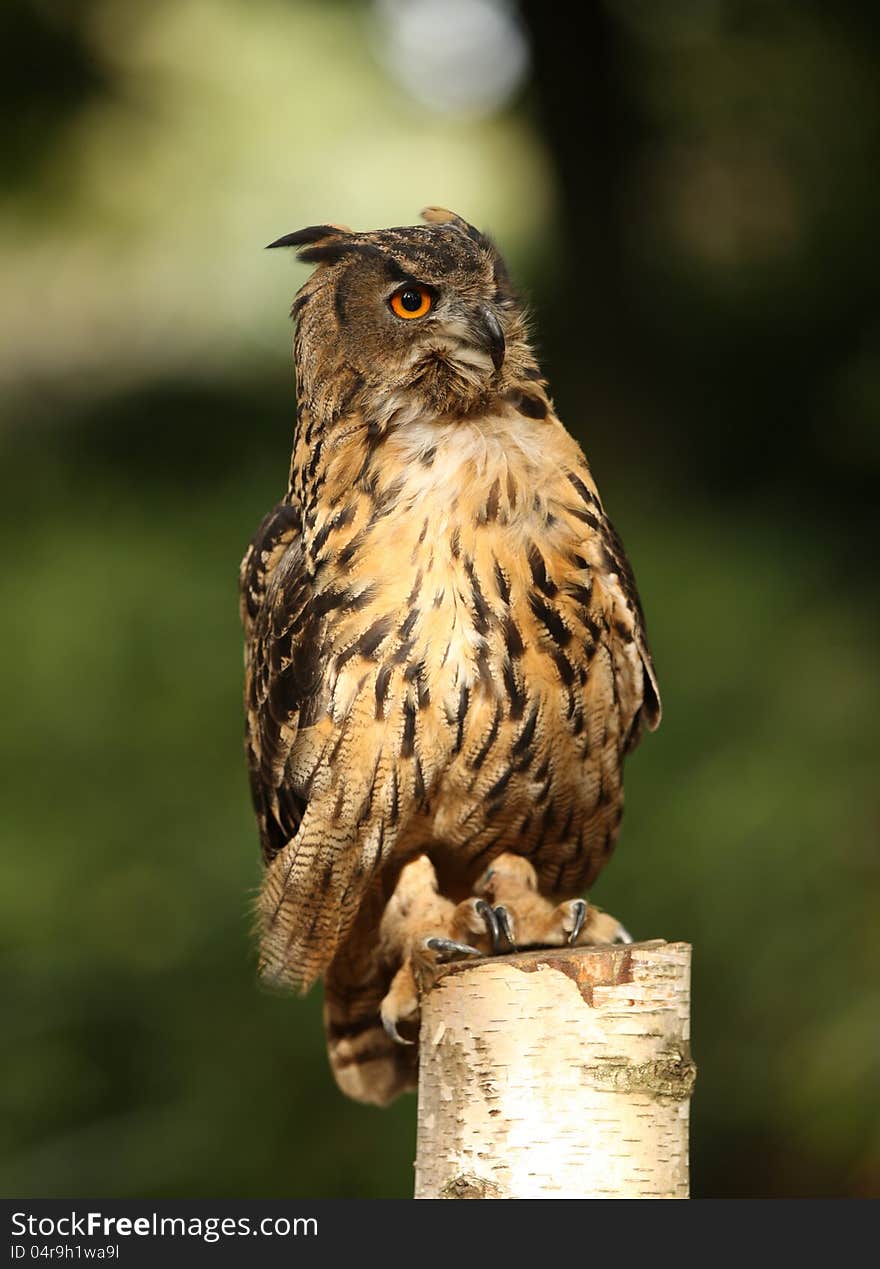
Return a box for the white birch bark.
[414,940,694,1199]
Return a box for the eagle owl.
[241,208,660,1105]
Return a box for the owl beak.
[472,305,506,372]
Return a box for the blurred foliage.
[1,0,878,1199]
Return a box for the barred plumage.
[241,208,660,1104]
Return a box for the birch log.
[414,940,694,1199]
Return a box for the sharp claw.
[425,937,482,962]
[567,898,588,946]
[475,899,501,952]
[381,1012,415,1046]
[494,905,517,952]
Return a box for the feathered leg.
[322,876,421,1107]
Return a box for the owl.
[240,208,660,1106]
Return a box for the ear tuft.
[420,206,459,226]
[266,223,352,256]
[420,206,489,248]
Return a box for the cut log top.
[414,940,694,1199]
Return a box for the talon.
[381,1011,415,1046]
[425,936,482,962]
[475,899,501,952]
[494,905,517,952]
[567,898,588,946]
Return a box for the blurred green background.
[1,0,878,1199]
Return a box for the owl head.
[268,208,536,421]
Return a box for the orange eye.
[389,285,433,320]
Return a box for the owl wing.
[242,497,389,994]
[595,507,662,753]
[548,460,661,799]
[240,500,316,865]
[242,507,418,1102]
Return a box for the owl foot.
[475,853,633,951]
[377,852,631,1046]
[378,857,499,1045]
